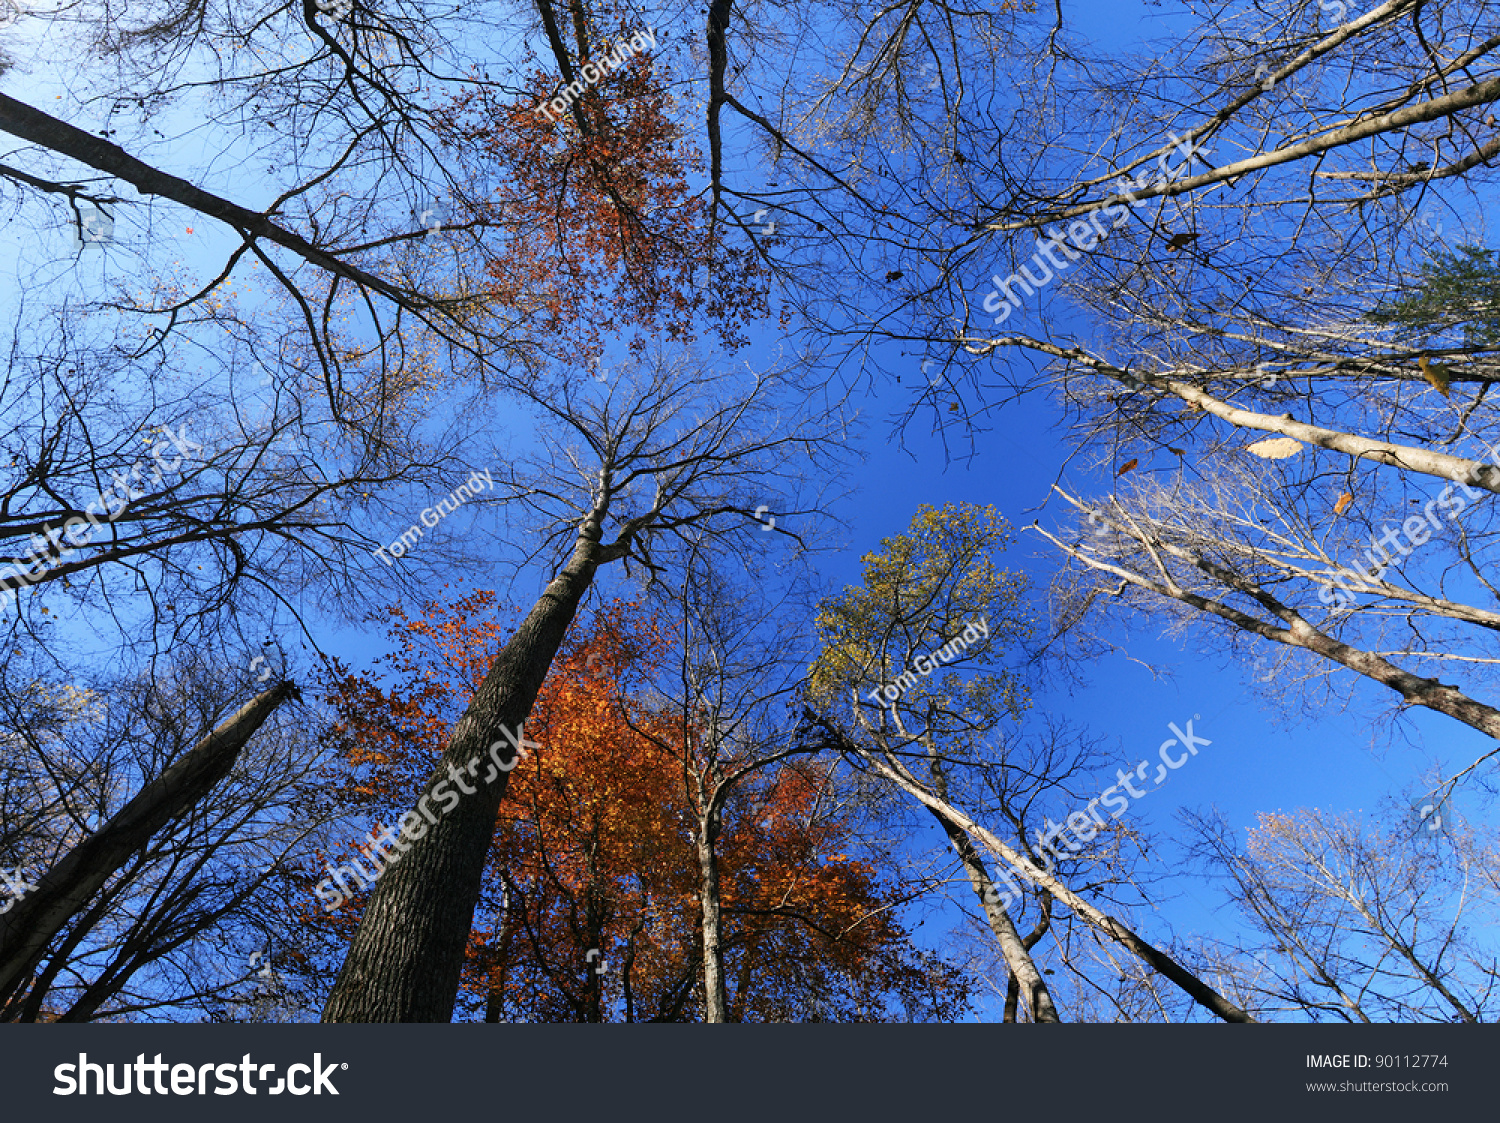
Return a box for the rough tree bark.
[695,807,727,1023]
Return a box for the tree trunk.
[322,522,603,1022]
[917,778,1253,1021]
[3,880,120,1021]
[922,756,1060,1023]
[927,806,1062,1022]
[696,814,727,1022]
[0,94,413,307]
[482,916,512,1023]
[823,721,1256,1023]
[619,913,647,1023]
[0,681,295,1005]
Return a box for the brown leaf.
[1334,492,1353,516]
[1116,458,1138,476]
[1418,355,1452,397]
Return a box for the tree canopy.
[3,0,1500,1027]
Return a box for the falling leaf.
[1418,355,1452,397]
[186,226,194,234]
[1116,458,1138,475]
[1334,492,1353,515]
[1245,436,1302,460]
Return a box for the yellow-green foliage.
[808,502,1032,724]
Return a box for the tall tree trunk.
[696,814,727,1022]
[927,807,1062,1022]
[902,768,1253,1022]
[0,681,295,1005]
[482,902,513,1023]
[583,840,605,1023]
[3,879,121,1021]
[620,913,646,1023]
[924,756,1061,1023]
[812,714,1256,1023]
[322,521,603,1022]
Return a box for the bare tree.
[614,545,857,1022]
[764,0,1500,442]
[801,502,1255,1021]
[1183,805,1497,1022]
[1038,437,1500,788]
[0,313,459,652]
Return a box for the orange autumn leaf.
[1419,355,1453,397]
